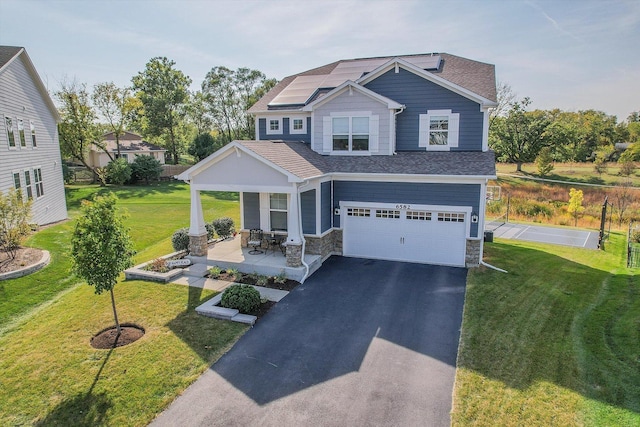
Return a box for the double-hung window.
[332,116,369,152]
[419,109,460,151]
[289,117,306,134]
[30,120,37,147]
[269,193,288,231]
[5,117,15,148]
[13,172,21,191]
[24,170,33,200]
[34,168,44,197]
[17,119,26,147]
[266,118,282,135]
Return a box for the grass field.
[0,182,247,426]
[496,162,640,187]
[452,234,640,426]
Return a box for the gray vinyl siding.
[321,181,332,233]
[0,53,68,225]
[258,117,311,143]
[333,181,481,237]
[300,189,316,234]
[364,68,483,151]
[311,89,391,154]
[242,192,260,229]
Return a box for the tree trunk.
[516,162,523,172]
[110,288,121,337]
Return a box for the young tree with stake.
[71,193,135,337]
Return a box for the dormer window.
[332,116,369,152]
[266,118,282,135]
[419,109,459,151]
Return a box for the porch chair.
[248,229,264,255]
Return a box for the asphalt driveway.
[151,256,468,427]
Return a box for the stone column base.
[189,233,208,257]
[285,243,302,267]
[466,239,481,267]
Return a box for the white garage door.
[342,205,468,266]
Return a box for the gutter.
[297,181,310,283]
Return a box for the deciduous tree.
[0,189,32,260]
[568,188,584,227]
[71,193,135,336]
[132,57,191,164]
[92,82,137,157]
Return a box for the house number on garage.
[395,204,411,210]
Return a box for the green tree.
[92,82,137,157]
[567,188,584,227]
[489,81,516,130]
[105,158,132,185]
[56,80,104,176]
[185,91,214,136]
[131,154,163,184]
[490,98,551,171]
[619,158,636,176]
[0,189,32,260]
[535,146,554,176]
[188,132,224,161]
[71,194,135,336]
[132,57,191,164]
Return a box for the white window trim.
[5,116,17,149]
[33,166,44,198]
[11,169,22,191]
[30,120,37,148]
[289,117,307,134]
[418,109,460,151]
[23,169,34,201]
[17,118,27,147]
[266,117,283,135]
[268,193,289,231]
[322,111,379,155]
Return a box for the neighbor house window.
[30,120,37,147]
[13,172,21,191]
[332,116,369,151]
[289,117,306,134]
[5,117,15,147]
[34,168,44,197]
[419,109,460,151]
[269,193,288,231]
[266,118,282,135]
[17,119,26,147]
[24,170,33,200]
[115,153,129,161]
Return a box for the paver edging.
[124,250,188,282]
[0,250,50,281]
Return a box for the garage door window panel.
[438,212,465,222]
[375,209,400,219]
[407,211,431,221]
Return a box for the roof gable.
[302,81,403,111]
[0,46,61,122]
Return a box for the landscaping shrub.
[171,228,190,251]
[212,217,235,239]
[205,222,216,240]
[220,284,261,313]
[274,270,287,285]
[145,258,169,273]
[131,154,163,184]
[106,158,132,185]
[208,266,222,278]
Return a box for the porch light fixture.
[471,213,479,223]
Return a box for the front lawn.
[0,182,239,332]
[452,234,640,426]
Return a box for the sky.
[1,0,639,121]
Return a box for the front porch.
[186,235,323,282]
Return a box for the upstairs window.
[332,116,369,151]
[17,119,26,147]
[419,109,460,151]
[30,120,37,147]
[289,117,306,134]
[266,118,282,135]
[5,117,15,148]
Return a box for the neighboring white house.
[0,46,68,226]
[87,131,166,168]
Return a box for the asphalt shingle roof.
[0,46,22,69]
[238,140,495,179]
[248,53,496,113]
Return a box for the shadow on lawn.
[461,241,640,415]
[65,182,188,209]
[35,349,115,426]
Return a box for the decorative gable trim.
[357,58,498,108]
[302,81,403,112]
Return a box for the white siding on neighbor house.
[88,150,166,168]
[312,89,391,155]
[0,53,68,225]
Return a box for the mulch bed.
[250,300,277,319]
[0,247,43,273]
[90,324,145,349]
[210,271,300,292]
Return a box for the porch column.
[188,187,208,256]
[285,188,303,267]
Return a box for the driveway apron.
[151,256,468,427]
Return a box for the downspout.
[392,106,405,154]
[297,180,310,283]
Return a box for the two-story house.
[0,46,68,225]
[178,53,496,274]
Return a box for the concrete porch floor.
[186,235,323,282]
